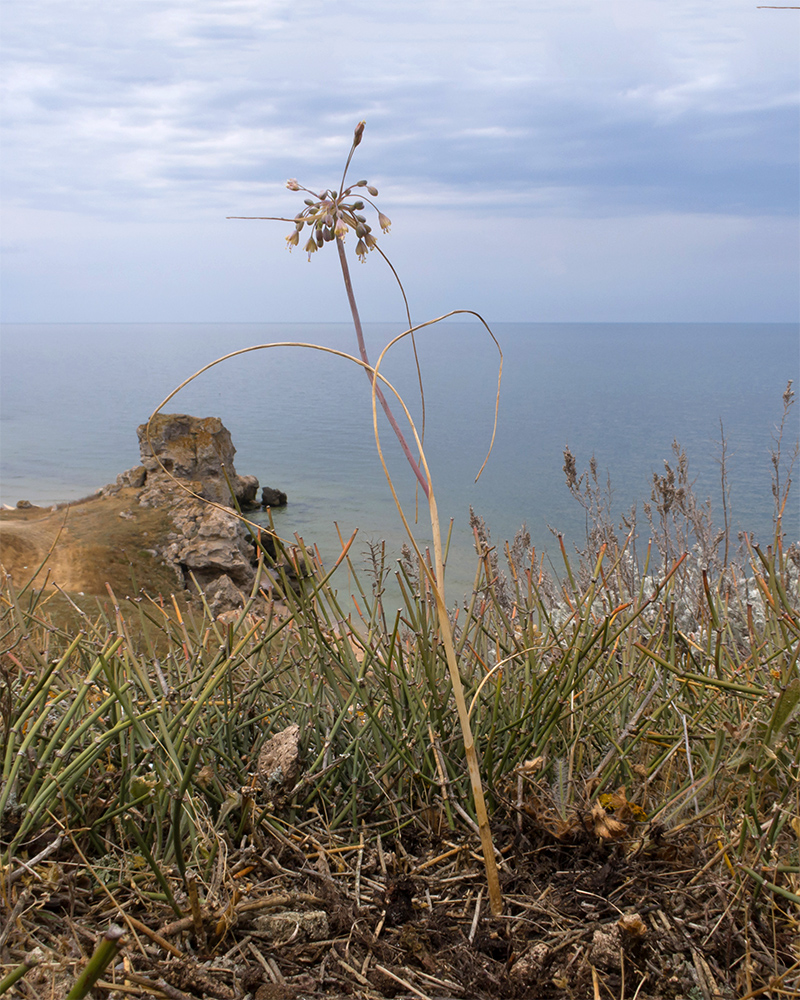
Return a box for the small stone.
[261,486,288,508]
[590,925,622,969]
[618,912,647,941]
[117,466,147,489]
[257,724,302,803]
[253,910,328,942]
[509,941,551,985]
[203,573,245,615]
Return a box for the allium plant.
[230,121,428,498]
[229,121,504,914]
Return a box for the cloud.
[0,0,797,321]
[1,200,796,324]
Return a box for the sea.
[1,322,798,600]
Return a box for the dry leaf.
[617,913,647,940]
[586,801,627,840]
[599,786,647,822]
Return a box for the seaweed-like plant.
[148,122,504,913]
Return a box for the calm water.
[1,322,797,597]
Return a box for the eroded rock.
[130,415,277,608]
[137,413,257,508]
[257,724,302,806]
[163,500,257,588]
[1,414,288,613]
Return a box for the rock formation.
[261,486,288,508]
[136,413,257,508]
[100,414,276,612]
[1,414,289,616]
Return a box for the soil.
[0,491,180,599]
[3,816,798,1000]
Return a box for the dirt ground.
[0,491,179,598]
[4,814,798,1000]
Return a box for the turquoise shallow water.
[1,322,797,597]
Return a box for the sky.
[1,0,798,324]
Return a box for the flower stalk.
[229,122,429,495]
[229,122,503,912]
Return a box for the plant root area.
[4,817,798,1000]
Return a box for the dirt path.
[0,491,179,597]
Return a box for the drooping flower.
[274,122,391,263]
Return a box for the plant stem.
[336,236,429,498]
[427,491,504,915]
[65,925,126,1000]
[0,950,40,996]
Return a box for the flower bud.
[356,223,366,238]
[286,179,300,191]
[304,198,315,206]
[356,180,367,187]
[352,201,365,211]
[367,186,378,196]
[378,212,391,232]
[354,121,365,146]
[323,227,334,242]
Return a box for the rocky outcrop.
[261,486,288,508]
[105,414,279,611]
[1,414,290,616]
[136,413,257,508]
[162,498,257,588]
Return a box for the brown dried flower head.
[283,121,391,261]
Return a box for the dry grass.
[1,429,798,997]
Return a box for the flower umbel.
[279,124,390,260]
[285,173,390,260]
[228,122,391,261]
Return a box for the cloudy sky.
[1,0,798,323]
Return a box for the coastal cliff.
[0,414,281,613]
